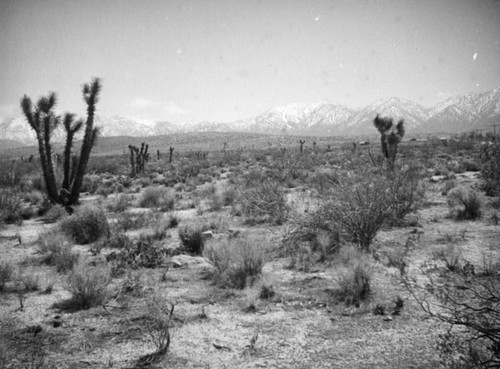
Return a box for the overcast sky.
[1,0,499,123]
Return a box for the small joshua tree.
[299,139,305,153]
[169,146,174,164]
[128,143,149,177]
[373,114,405,170]
[21,78,102,207]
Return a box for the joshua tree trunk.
[67,79,101,205]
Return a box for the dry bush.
[178,216,228,255]
[0,188,23,225]
[386,166,425,224]
[106,232,134,249]
[441,179,457,196]
[0,262,14,291]
[66,262,111,309]
[38,230,80,272]
[319,174,394,251]
[19,269,40,292]
[237,176,289,225]
[478,143,500,196]
[60,205,110,244]
[139,187,175,211]
[114,211,152,231]
[203,234,268,289]
[432,244,464,273]
[405,263,500,368]
[333,245,373,306]
[311,167,423,251]
[281,211,340,269]
[178,221,211,255]
[106,194,132,213]
[141,296,174,363]
[106,238,168,269]
[447,187,482,220]
[42,204,68,223]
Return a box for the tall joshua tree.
[21,78,102,207]
[373,114,405,169]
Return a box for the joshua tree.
[21,78,102,206]
[373,114,405,169]
[169,146,175,163]
[299,139,305,153]
[128,142,149,177]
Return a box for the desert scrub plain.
[0,135,499,369]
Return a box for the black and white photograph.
[1,0,499,368]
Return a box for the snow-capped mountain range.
[1,87,499,147]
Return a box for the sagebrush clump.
[447,187,482,220]
[66,262,111,309]
[60,205,110,244]
[203,234,267,289]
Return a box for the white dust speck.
[176,48,183,55]
[473,53,478,61]
[314,16,320,22]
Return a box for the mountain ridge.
[1,86,499,147]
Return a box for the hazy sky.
[1,0,499,123]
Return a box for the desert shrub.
[207,192,223,212]
[143,296,174,360]
[447,187,482,220]
[405,262,500,368]
[19,270,40,291]
[107,232,134,249]
[66,262,111,309]
[459,158,480,172]
[120,271,146,297]
[106,238,168,269]
[106,194,132,213]
[259,284,276,300]
[139,187,175,211]
[38,230,80,272]
[281,212,340,268]
[22,190,45,206]
[114,211,152,231]
[432,244,464,273]
[87,156,123,175]
[81,174,101,194]
[386,166,425,224]
[178,221,211,255]
[221,185,238,206]
[0,189,23,225]
[237,177,289,225]
[441,179,457,196]
[166,213,179,228]
[318,173,395,251]
[0,262,14,291]
[60,205,110,244]
[203,234,267,289]
[42,204,68,223]
[479,144,500,196]
[333,247,373,306]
